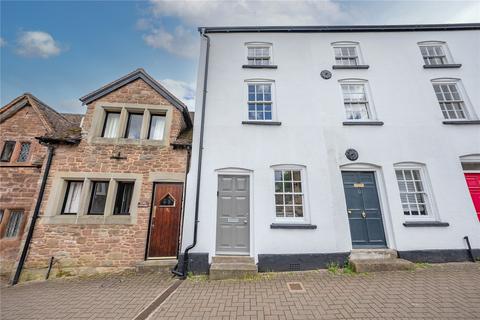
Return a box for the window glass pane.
[89,182,109,214]
[114,182,134,215]
[125,113,143,139]
[395,169,429,217]
[0,209,3,223]
[247,83,272,120]
[274,169,304,218]
[102,112,120,138]
[1,141,16,162]
[62,181,83,214]
[5,210,23,238]
[17,142,31,162]
[149,115,166,140]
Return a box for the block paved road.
[1,262,479,320]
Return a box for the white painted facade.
[182,26,480,264]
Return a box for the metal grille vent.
[288,263,301,271]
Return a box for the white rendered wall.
[182,30,480,260]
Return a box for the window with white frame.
[247,45,271,65]
[248,83,273,120]
[332,42,362,66]
[340,82,372,120]
[274,169,304,218]
[395,167,432,218]
[432,81,469,120]
[419,42,450,65]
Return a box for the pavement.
[1,262,479,320]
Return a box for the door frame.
[145,180,185,260]
[214,167,254,258]
[339,163,396,250]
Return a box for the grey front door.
[216,175,250,255]
[341,171,387,248]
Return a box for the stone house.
[0,93,81,277]
[3,68,193,281]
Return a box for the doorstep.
[349,249,414,272]
[209,256,257,280]
[136,259,178,274]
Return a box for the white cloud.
[140,0,350,59]
[148,0,349,26]
[16,31,63,58]
[0,37,6,47]
[160,78,196,110]
[143,25,199,58]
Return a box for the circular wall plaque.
[320,70,332,80]
[345,149,359,161]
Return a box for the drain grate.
[287,282,306,293]
[288,263,301,271]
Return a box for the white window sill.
[91,137,167,146]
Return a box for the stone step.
[350,258,414,273]
[349,249,398,260]
[209,256,257,280]
[136,259,177,274]
[212,256,255,264]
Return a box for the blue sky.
[1,0,479,113]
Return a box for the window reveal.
[341,83,370,120]
[248,84,272,121]
[4,210,24,238]
[433,83,467,120]
[102,112,120,138]
[88,181,109,215]
[1,141,16,162]
[334,47,359,66]
[17,142,31,162]
[61,181,83,214]
[113,182,134,215]
[395,169,429,216]
[274,170,304,218]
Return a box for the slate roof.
[0,93,82,144]
[171,112,194,148]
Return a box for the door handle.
[361,211,367,219]
[243,220,248,224]
[347,210,352,215]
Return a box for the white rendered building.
[180,24,480,273]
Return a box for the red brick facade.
[21,77,191,279]
[0,102,50,275]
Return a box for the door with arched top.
[148,182,183,258]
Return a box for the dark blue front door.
[341,171,387,248]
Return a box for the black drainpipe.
[172,29,210,278]
[12,144,55,285]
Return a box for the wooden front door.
[464,173,480,222]
[148,183,183,258]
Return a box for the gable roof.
[0,93,81,144]
[79,68,192,128]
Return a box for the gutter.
[199,23,480,34]
[172,28,210,278]
[12,144,55,285]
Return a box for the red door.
[464,173,480,222]
[148,183,184,258]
